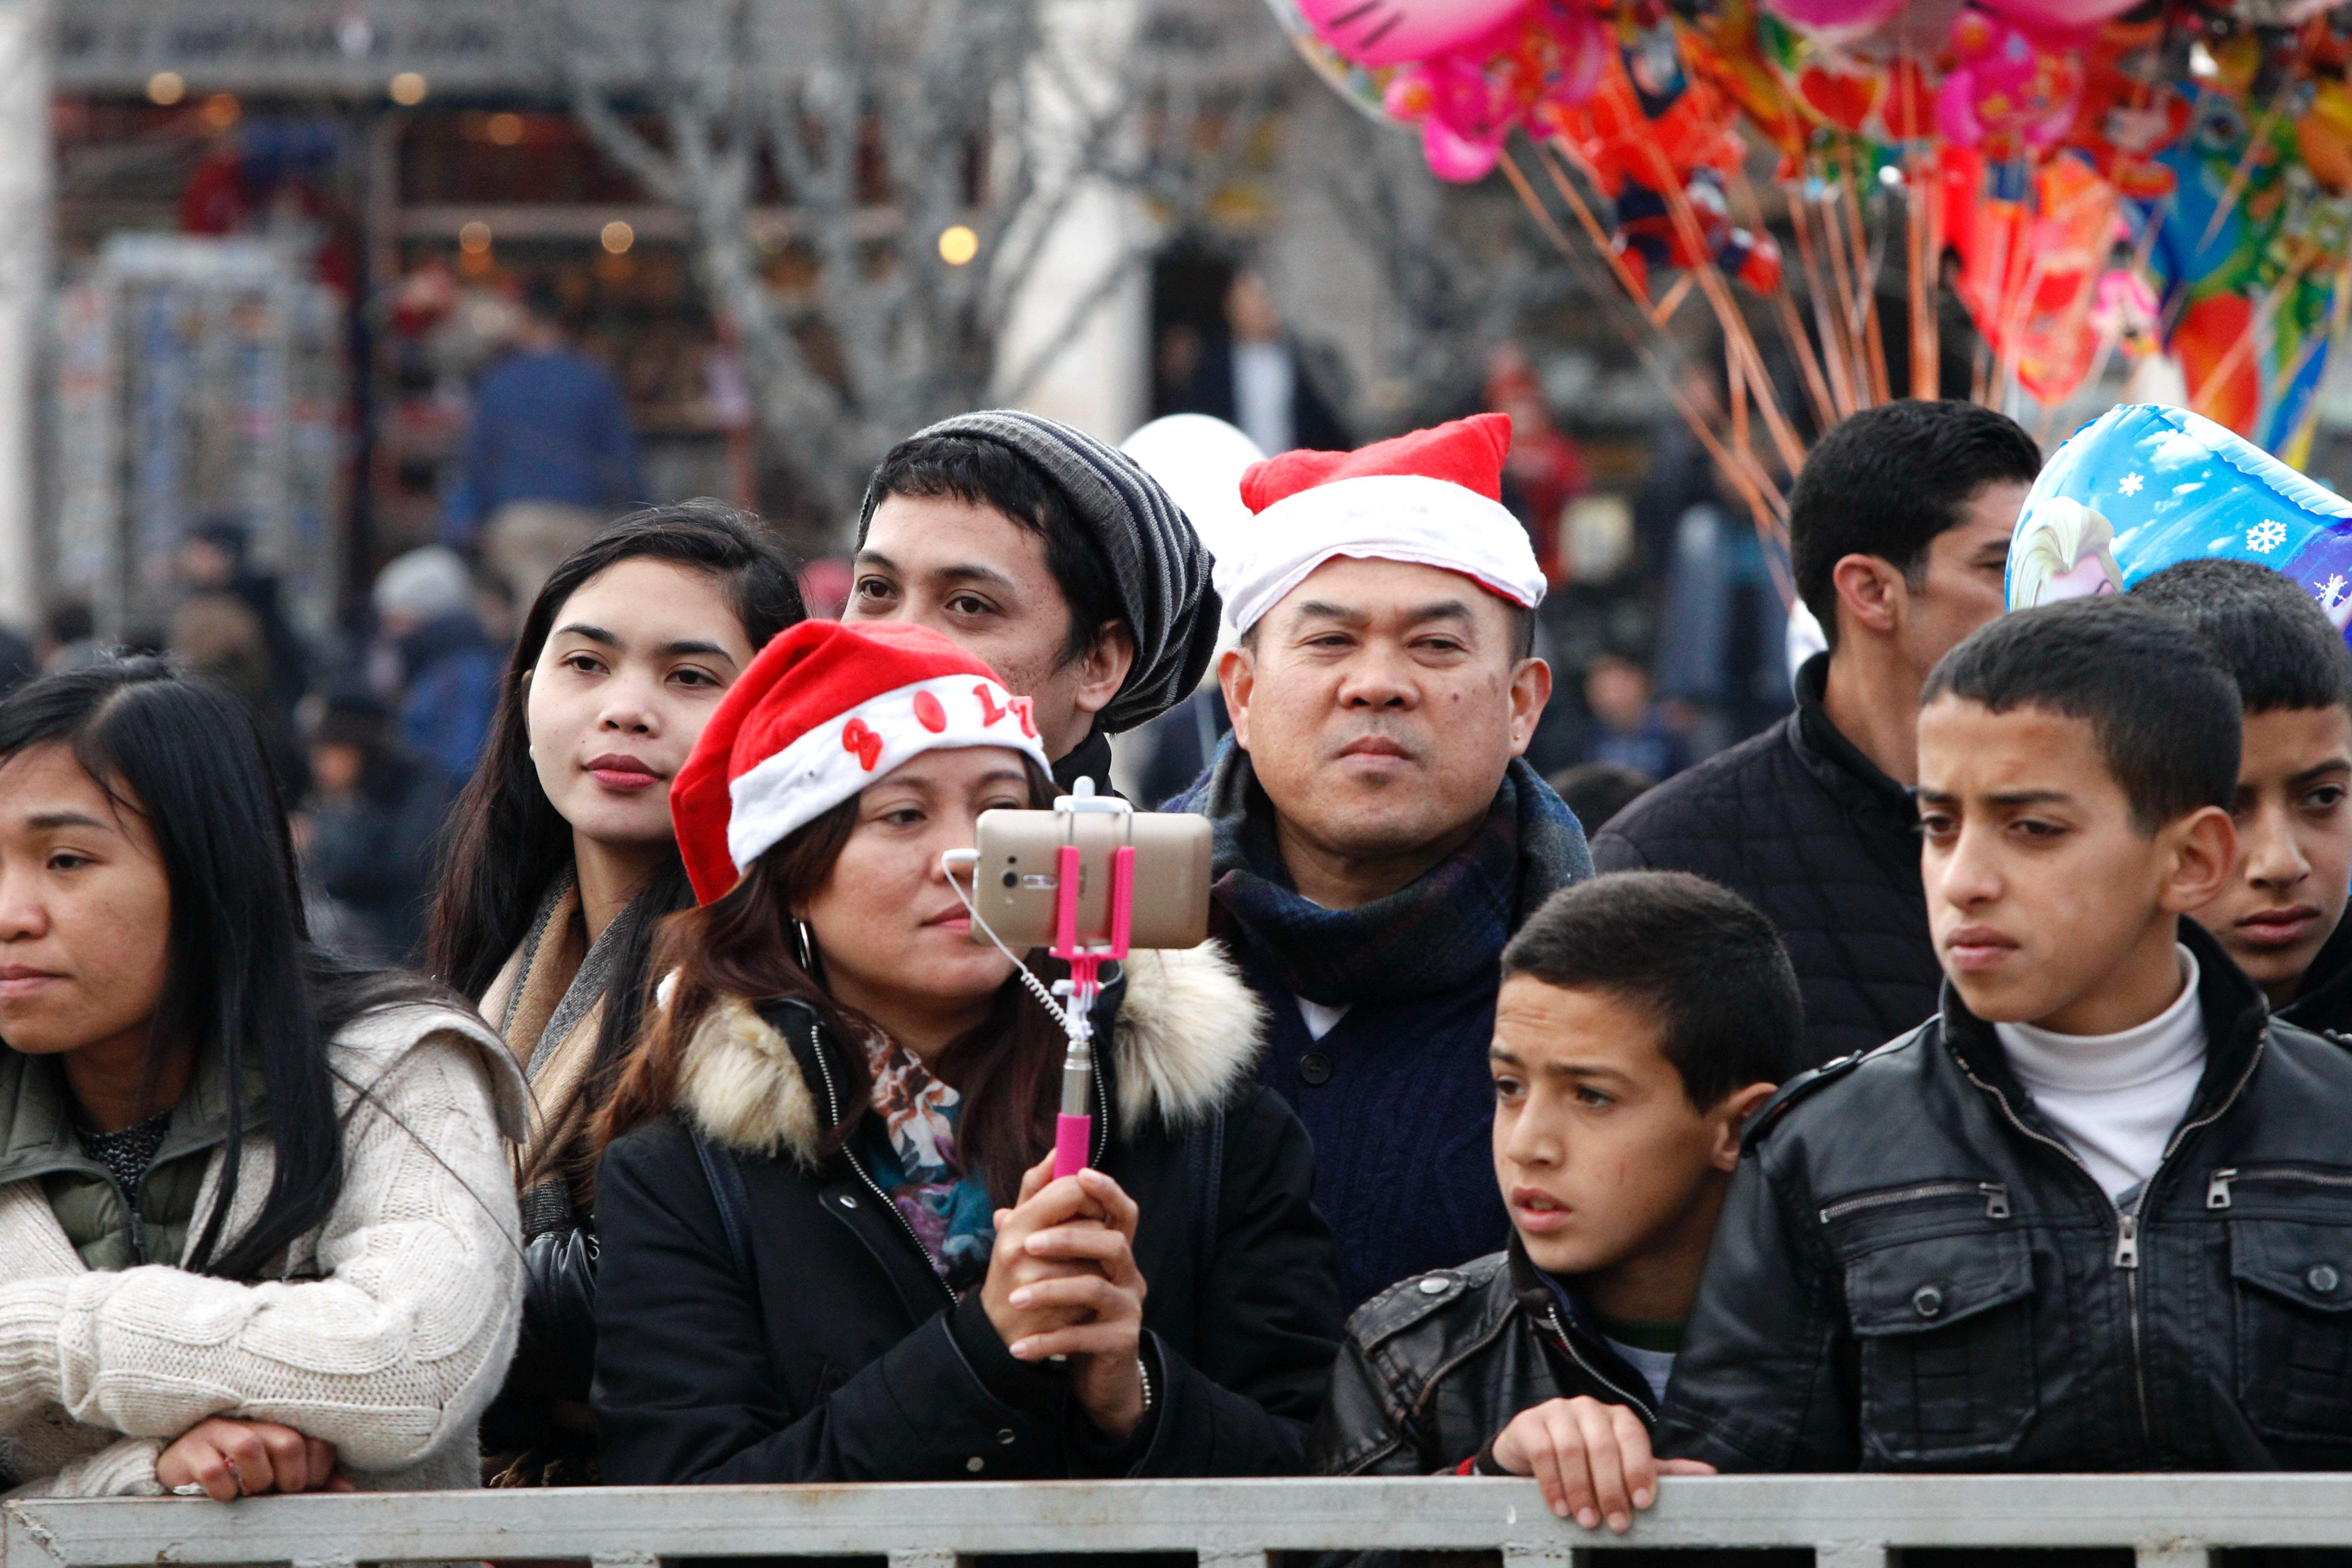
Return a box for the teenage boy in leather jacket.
[1313,871,1796,1530]
[2135,560,2352,1040]
[1659,598,2352,1473]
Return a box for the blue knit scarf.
[1169,738,1592,1006]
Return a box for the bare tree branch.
[543,0,1292,530]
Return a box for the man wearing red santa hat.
[1167,412,1592,1311]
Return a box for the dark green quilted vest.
[0,1049,259,1270]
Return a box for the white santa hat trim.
[1214,473,1545,634]
[724,672,1050,874]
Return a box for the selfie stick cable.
[941,778,1135,1178]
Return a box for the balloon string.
[1496,143,1789,562]
[2286,254,2352,461]
[1728,163,1838,433]
[1841,155,1893,406]
[1558,124,1806,476]
[1788,167,1860,418]
[1907,150,1938,401]
[1817,159,1872,405]
[2195,250,2316,426]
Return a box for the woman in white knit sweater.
[0,660,526,1499]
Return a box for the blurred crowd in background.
[0,253,1802,968]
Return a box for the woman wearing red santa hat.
[587,619,1338,1482]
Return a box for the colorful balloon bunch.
[1268,0,2352,459]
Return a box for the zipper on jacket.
[1818,1180,2009,1224]
[804,1021,957,1309]
[2206,1163,2352,1209]
[1960,1028,2267,1459]
[1545,1307,1657,1425]
[1957,1060,2155,1448]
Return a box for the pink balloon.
[1761,0,1905,33]
[1297,0,1531,66]
[1971,0,2139,25]
[1376,0,1604,182]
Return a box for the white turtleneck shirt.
[1991,945,2207,1205]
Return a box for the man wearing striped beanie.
[848,410,1219,795]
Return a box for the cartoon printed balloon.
[1263,0,1404,126]
[1375,0,1608,180]
[2007,403,2352,642]
[1936,8,2086,158]
[1296,0,1531,65]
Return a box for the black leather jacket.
[2280,908,2352,1041]
[1312,1237,1662,1475]
[1658,923,2352,1473]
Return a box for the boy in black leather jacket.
[1660,597,2352,1475]
[1312,871,1797,1531]
[2135,560,2352,1039]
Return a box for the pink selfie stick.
[1049,815,1134,1180]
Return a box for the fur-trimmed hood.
[674,941,1267,1162]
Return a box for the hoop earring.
[795,919,819,975]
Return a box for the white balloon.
[1120,414,1266,568]
[1785,597,1828,691]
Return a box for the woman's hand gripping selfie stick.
[939,777,1136,1178]
[1050,780,1133,1178]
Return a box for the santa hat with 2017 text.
[1211,411,1547,634]
[669,620,1052,905]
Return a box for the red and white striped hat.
[670,620,1049,904]
[1214,411,1546,633]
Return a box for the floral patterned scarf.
[857,1038,996,1295]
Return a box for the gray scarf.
[506,873,631,1084]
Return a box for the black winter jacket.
[591,944,1341,1485]
[1657,924,2352,1473]
[1591,654,1941,1067]
[1312,1237,1663,1475]
[2280,907,2352,1041]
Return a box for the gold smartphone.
[968,808,1212,950]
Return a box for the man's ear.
[2159,803,2239,915]
[1508,657,1553,756]
[1709,1080,1778,1171]
[1831,553,1907,640]
[1219,644,1255,752]
[1069,620,1137,723]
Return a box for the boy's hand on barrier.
[1000,1166,1148,1441]
[983,1154,1111,1348]
[157,1418,351,1501]
[1489,1397,1715,1532]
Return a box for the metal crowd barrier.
[4,1474,2346,1568]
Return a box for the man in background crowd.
[1486,345,1586,582]
[178,519,311,739]
[298,689,453,965]
[372,544,503,786]
[1177,269,1350,458]
[1575,652,1688,783]
[455,283,645,609]
[37,600,104,674]
[1172,412,1589,1311]
[1593,400,2040,1065]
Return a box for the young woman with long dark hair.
[0,660,524,1499]
[589,620,1338,1482]
[425,501,802,1481]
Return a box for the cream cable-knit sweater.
[0,1002,528,1498]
